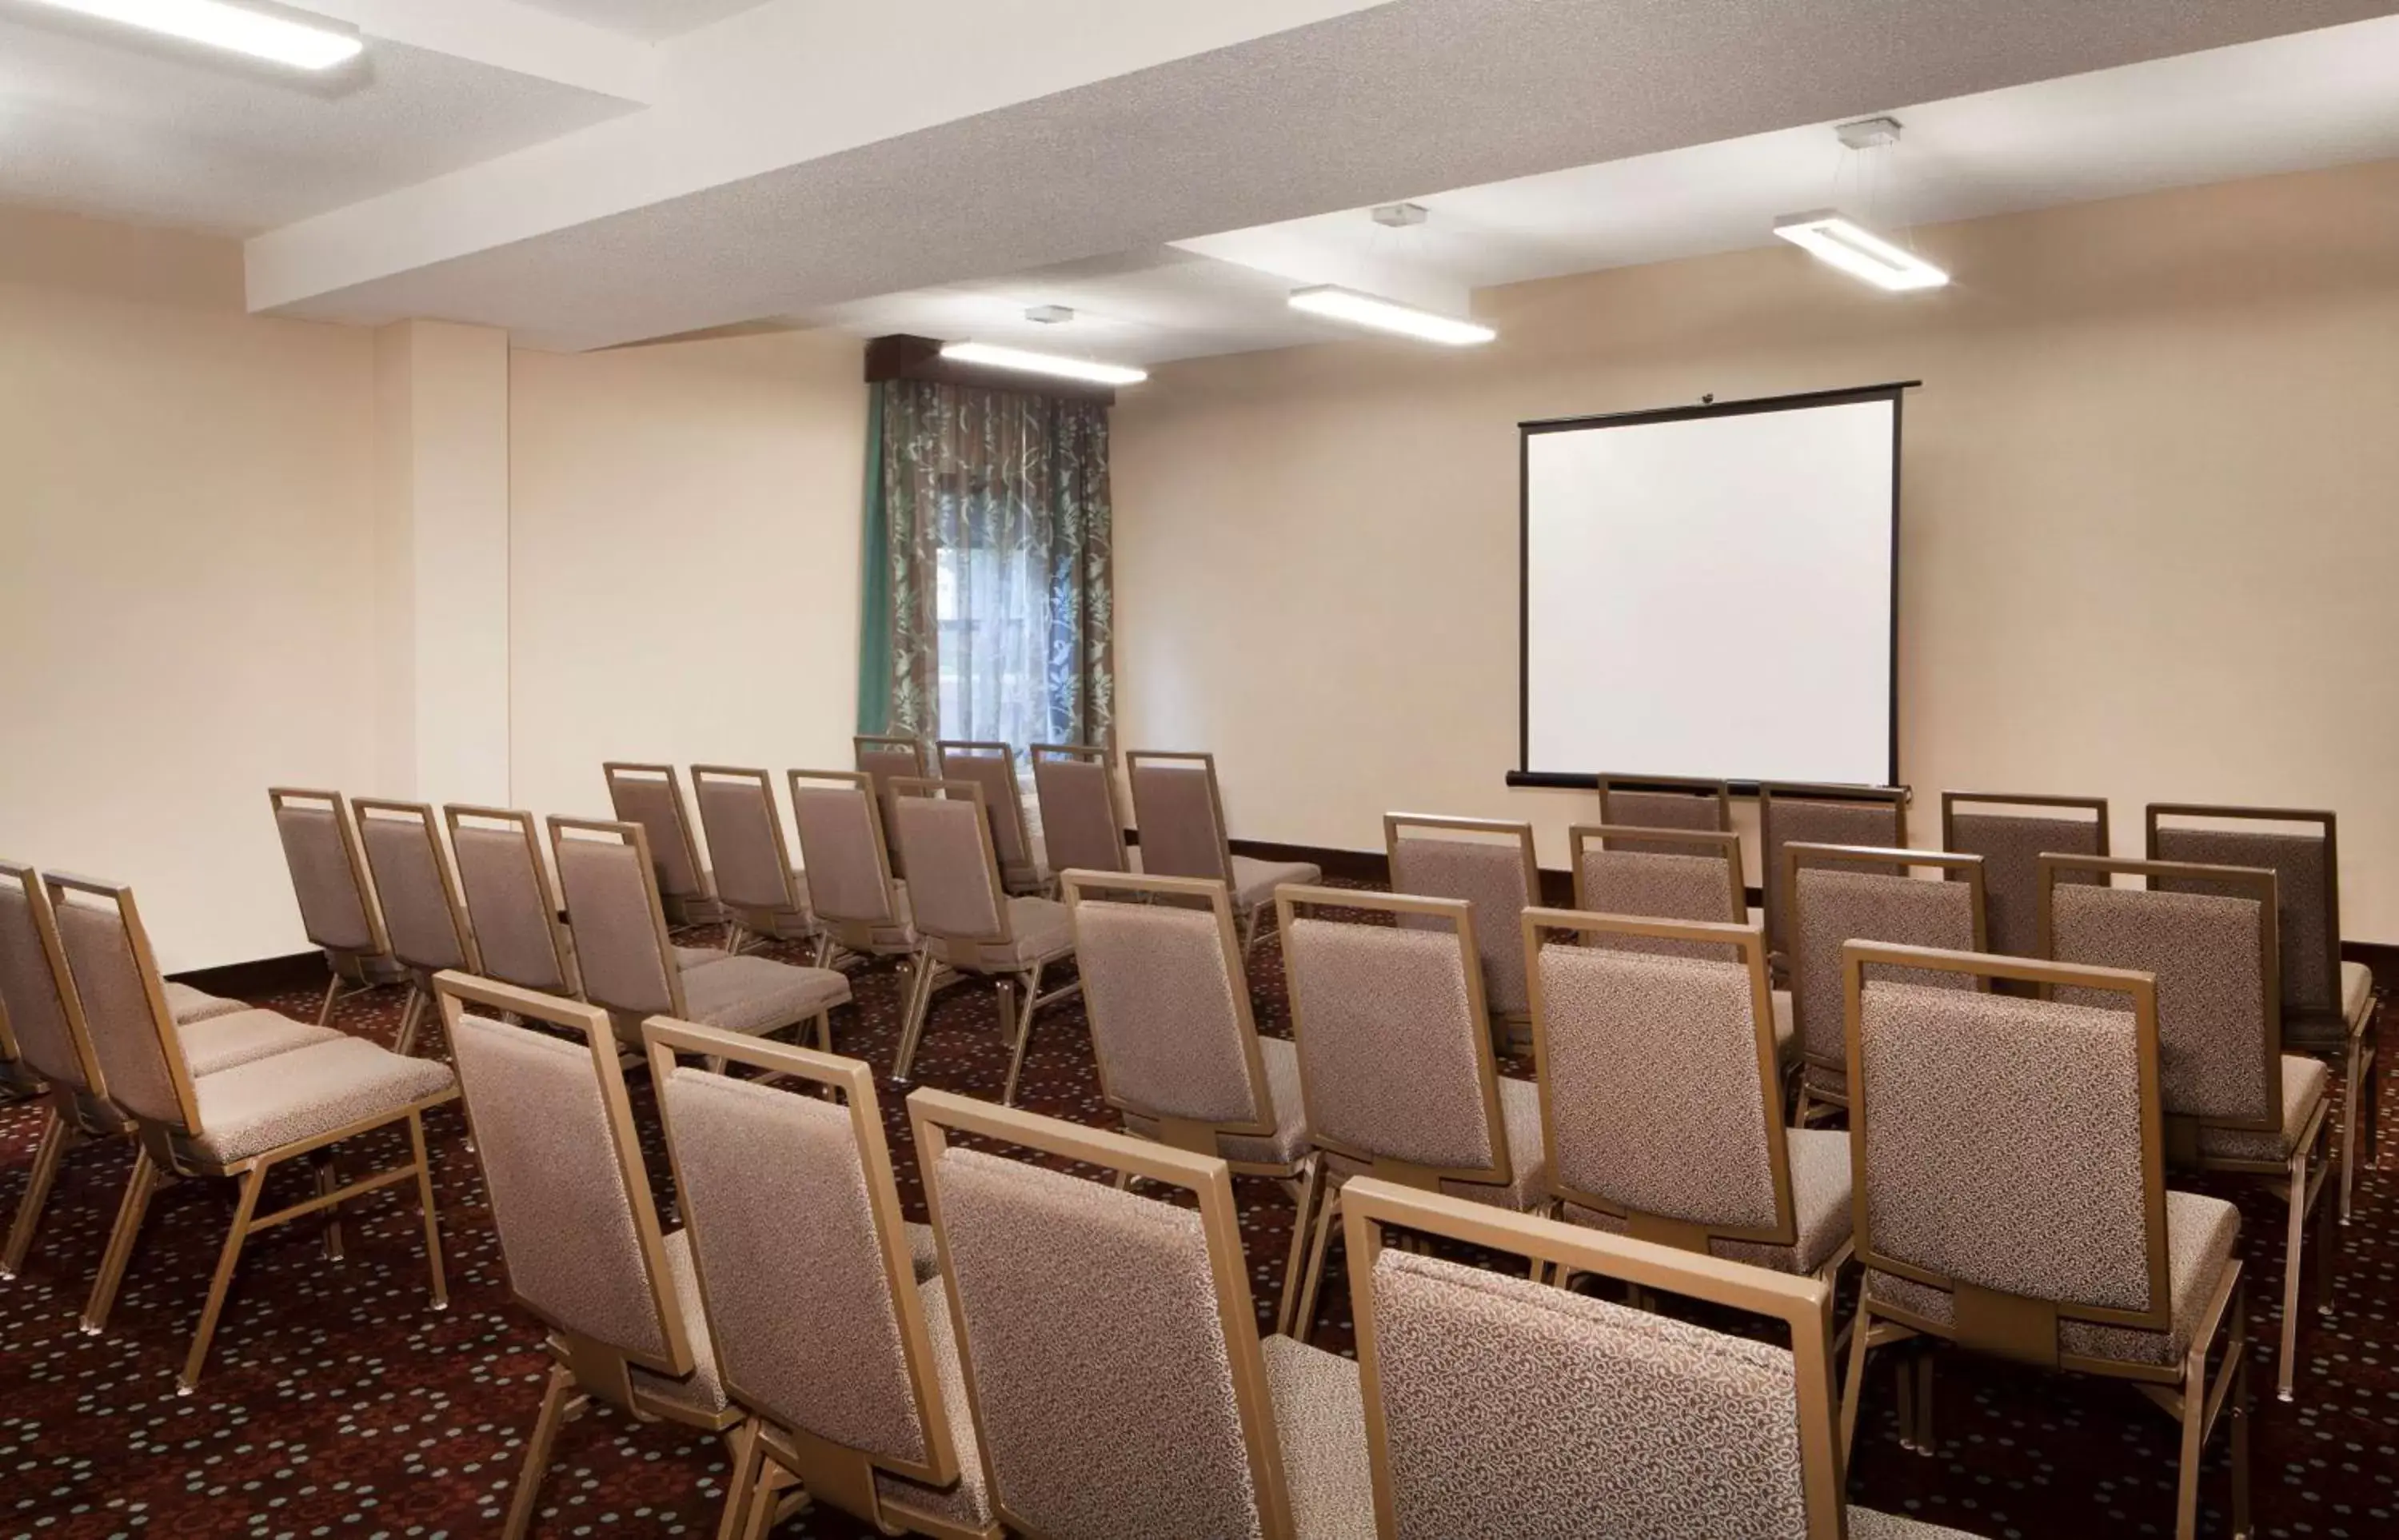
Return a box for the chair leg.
[82,1146,162,1335]
[504,1362,580,1540]
[2315,1147,2337,1319]
[409,1110,450,1311]
[1293,1183,1343,1347]
[715,1418,766,1540]
[2229,1288,2253,1540]
[811,935,833,970]
[313,1153,345,1263]
[1912,1348,1936,1455]
[2,1107,74,1278]
[1276,1156,1325,1338]
[1000,964,1043,1107]
[2341,1037,2361,1223]
[314,971,344,1026]
[1240,904,1265,957]
[1838,1310,1876,1462]
[813,1010,832,1055]
[2277,1159,2305,1402]
[1894,1346,1918,1454]
[180,1163,269,1394]
[392,983,429,1059]
[892,956,933,1083]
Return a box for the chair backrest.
[434,973,691,1378]
[1525,910,1794,1253]
[936,741,1036,878]
[891,779,1012,946]
[645,1020,959,1491]
[547,818,684,1023]
[787,771,907,935]
[1843,942,2172,1367]
[1279,888,1507,1185]
[2149,804,2341,1023]
[0,860,107,1098]
[1029,743,1128,875]
[42,874,200,1134]
[268,787,389,962]
[1063,872,1275,1142]
[1595,776,1733,857]
[1383,815,1541,1019]
[602,762,713,909]
[1758,784,1908,956]
[1342,1179,1850,1540]
[1940,792,2110,959]
[689,764,803,920]
[2042,855,2282,1148]
[1787,845,1984,1091]
[908,1088,1298,1540]
[1568,825,1748,962]
[354,800,479,977]
[444,805,578,995]
[1125,750,1234,886]
[854,736,928,878]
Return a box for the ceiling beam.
[290,0,662,103]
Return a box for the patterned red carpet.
[2,916,2391,1538]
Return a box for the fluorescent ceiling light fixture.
[939,341,1146,386]
[1771,209,1948,292]
[25,0,364,70]
[1287,285,1495,345]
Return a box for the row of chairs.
[439,971,1976,1540]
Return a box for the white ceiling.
[510,1,770,41]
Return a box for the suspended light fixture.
[26,0,365,70]
[1287,285,1495,345]
[938,341,1147,386]
[1771,210,1948,292]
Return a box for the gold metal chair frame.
[50,872,453,1391]
[1125,748,1282,956]
[1383,812,1541,1045]
[1340,1179,1850,1540]
[2039,852,2333,1403]
[786,768,916,970]
[2148,801,2377,1227]
[1276,884,1523,1341]
[641,1019,999,1540]
[1566,824,1748,920]
[1784,842,1986,1126]
[1060,868,1322,1331]
[353,798,484,1058]
[1940,790,2111,859]
[430,973,743,1540]
[268,786,401,1023]
[546,816,834,1055]
[689,764,817,956]
[1837,941,2249,1540]
[936,740,1049,896]
[603,761,728,930]
[887,778,1080,1103]
[1029,741,1131,874]
[1520,909,1848,1287]
[906,1087,1307,1540]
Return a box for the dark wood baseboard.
[170,951,326,1001]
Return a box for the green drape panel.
[855,382,894,735]
[868,377,1115,750]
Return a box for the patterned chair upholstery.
[437,975,736,1539]
[268,787,405,1019]
[854,736,928,880]
[353,800,480,1059]
[645,1023,980,1540]
[1787,849,1982,1117]
[690,765,818,953]
[889,780,1079,1103]
[1530,912,1850,1279]
[1595,776,1731,858]
[936,741,1048,894]
[1127,751,1319,952]
[909,1089,1372,1540]
[2045,858,2332,1402]
[1340,1178,1973,1540]
[1940,795,2107,958]
[1759,784,1908,960]
[601,762,727,928]
[1842,944,2249,1540]
[788,770,917,967]
[1030,744,1131,876]
[1384,815,1540,1021]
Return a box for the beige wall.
[508,329,867,834]
[0,207,379,971]
[1114,158,2399,940]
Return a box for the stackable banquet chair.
[909,1088,1374,1540]
[1029,743,1132,876]
[936,740,1048,894]
[353,799,480,1058]
[1759,784,1909,966]
[690,764,819,955]
[1938,791,2109,959]
[1383,814,1541,1045]
[856,736,929,879]
[1127,750,1319,955]
[2043,853,2333,1402]
[1341,1179,1977,1539]
[268,787,405,1021]
[1595,773,1733,853]
[1839,942,2248,1540]
[643,1020,982,1540]
[603,762,727,928]
[787,770,919,971]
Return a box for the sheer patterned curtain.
[860,379,1114,755]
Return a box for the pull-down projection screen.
[1517,385,1905,788]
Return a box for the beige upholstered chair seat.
[1567,1126,1852,1275]
[1231,856,1322,910]
[188,1037,457,1163]
[1847,1509,1989,1538]
[1867,1190,2239,1367]
[1328,1076,1547,1211]
[1124,1035,1311,1165]
[626,1229,729,1417]
[2343,960,2373,1023]
[1260,1333,1375,1540]
[2197,1055,2329,1163]
[676,956,852,1037]
[2286,960,2377,1047]
[931,896,1074,968]
[182,1009,343,1076]
[164,982,249,1024]
[669,944,723,970]
[872,1275,996,1530]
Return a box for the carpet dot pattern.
[2,908,2390,1538]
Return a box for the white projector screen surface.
[1522,393,1898,786]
